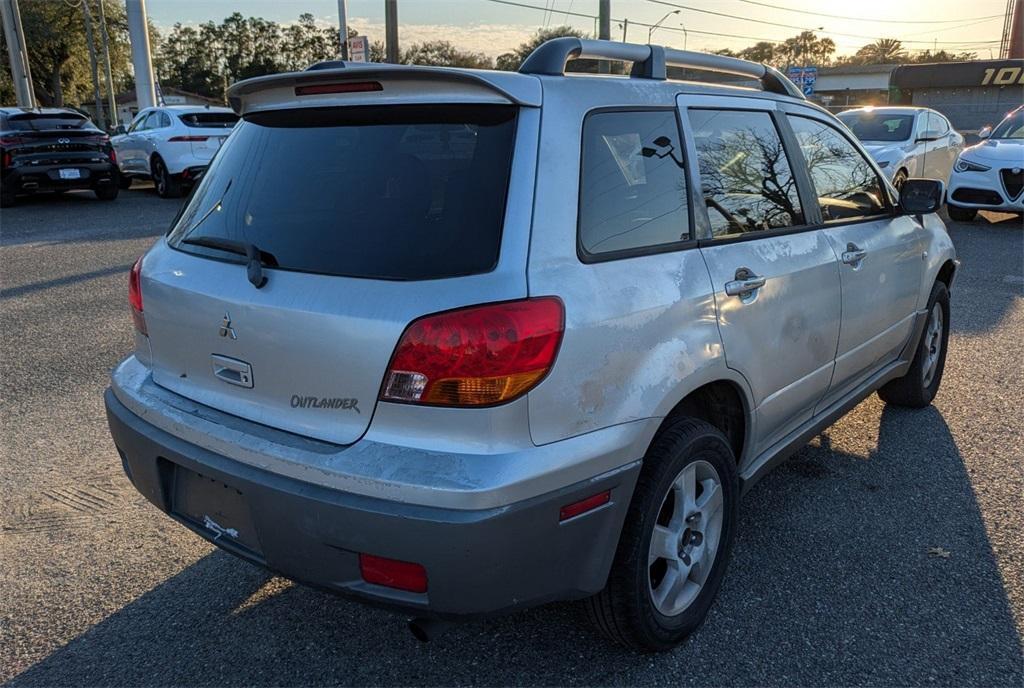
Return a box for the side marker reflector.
[559,490,611,522]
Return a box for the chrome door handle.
[725,268,766,297]
[842,243,868,265]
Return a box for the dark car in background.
[0,107,120,207]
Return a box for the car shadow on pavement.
[943,215,1023,335]
[8,404,1023,687]
[0,264,133,300]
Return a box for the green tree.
[495,26,590,71]
[854,38,907,64]
[280,13,339,71]
[0,0,132,108]
[402,41,493,69]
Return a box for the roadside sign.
[787,66,818,96]
[348,35,369,62]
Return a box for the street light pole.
[384,0,398,63]
[125,0,157,110]
[337,0,348,59]
[97,0,118,128]
[648,9,680,44]
[1,0,35,107]
[81,0,107,130]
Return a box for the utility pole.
[125,0,157,111]
[1,0,35,107]
[97,0,118,128]
[81,0,106,130]
[598,0,610,73]
[337,0,348,59]
[620,18,628,42]
[384,0,399,64]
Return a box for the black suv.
[0,107,120,207]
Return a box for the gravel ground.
[1,188,1021,686]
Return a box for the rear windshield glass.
[168,105,516,280]
[837,112,914,142]
[5,112,90,131]
[178,112,239,128]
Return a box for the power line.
[731,0,1004,24]
[648,0,1000,45]
[484,0,998,48]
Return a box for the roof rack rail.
[518,37,804,100]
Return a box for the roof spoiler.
[519,37,805,100]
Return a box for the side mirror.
[899,178,944,216]
[113,124,127,135]
[977,126,992,140]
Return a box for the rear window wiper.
[181,235,278,289]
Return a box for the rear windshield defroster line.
[168,104,518,281]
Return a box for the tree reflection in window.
[688,109,804,237]
[787,115,888,222]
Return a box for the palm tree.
[856,38,907,64]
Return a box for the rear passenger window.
[688,109,804,237]
[578,110,691,257]
[787,115,889,222]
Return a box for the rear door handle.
[841,242,868,265]
[725,268,766,297]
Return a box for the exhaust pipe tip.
[408,617,452,643]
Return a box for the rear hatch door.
[174,111,238,161]
[143,103,522,445]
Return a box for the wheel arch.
[651,379,751,465]
[936,259,957,290]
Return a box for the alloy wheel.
[922,302,944,388]
[648,459,724,617]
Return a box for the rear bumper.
[105,383,640,617]
[2,162,118,194]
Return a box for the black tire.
[118,173,133,190]
[585,418,739,652]
[152,157,182,198]
[892,169,908,190]
[947,204,977,222]
[878,281,950,408]
[94,184,119,201]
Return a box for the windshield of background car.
[167,104,517,281]
[5,112,90,131]
[837,112,914,142]
[178,112,239,128]
[990,112,1024,139]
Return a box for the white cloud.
[346,17,535,57]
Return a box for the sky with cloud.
[146,0,1006,59]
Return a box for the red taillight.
[559,490,611,521]
[0,136,24,145]
[382,297,564,407]
[129,257,146,335]
[294,81,383,96]
[1,150,11,168]
[168,135,209,142]
[108,147,117,164]
[359,553,428,593]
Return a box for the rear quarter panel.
[525,78,742,449]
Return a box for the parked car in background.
[112,105,238,198]
[0,107,120,207]
[947,105,1024,221]
[838,106,963,189]
[106,40,957,652]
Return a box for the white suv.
[112,105,238,198]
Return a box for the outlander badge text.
[290,395,361,414]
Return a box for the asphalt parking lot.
[1,187,1022,686]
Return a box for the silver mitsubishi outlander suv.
[105,39,957,651]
